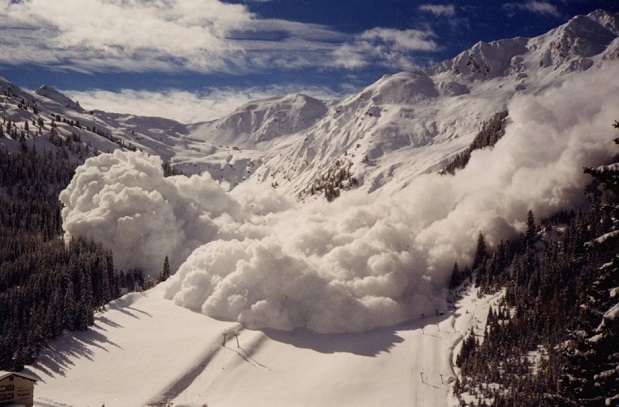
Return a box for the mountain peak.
[427,10,619,81]
[532,10,618,72]
[587,9,619,34]
[35,85,83,112]
[190,93,328,147]
[443,37,529,80]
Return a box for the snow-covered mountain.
[259,9,619,197]
[35,85,85,112]
[3,10,619,407]
[2,10,618,199]
[188,93,328,147]
[180,9,619,197]
[0,78,189,165]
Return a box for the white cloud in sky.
[333,28,438,70]
[418,4,456,17]
[12,0,249,50]
[66,85,345,123]
[0,0,431,74]
[418,3,469,32]
[59,64,619,333]
[1,0,253,72]
[503,1,562,18]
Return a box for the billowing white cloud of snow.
[59,150,246,276]
[60,65,619,333]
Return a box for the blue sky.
[1,0,617,123]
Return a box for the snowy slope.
[2,11,618,196]
[35,85,85,112]
[4,10,619,407]
[26,284,500,407]
[188,93,328,147]
[178,9,619,197]
[1,78,189,163]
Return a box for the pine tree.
[158,256,171,283]
[449,262,463,289]
[526,210,536,244]
[560,124,619,405]
[454,122,619,407]
[472,232,487,271]
[63,279,76,331]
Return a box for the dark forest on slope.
[451,123,619,406]
[0,146,150,371]
[440,110,509,176]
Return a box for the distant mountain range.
[1,10,618,198]
[2,11,619,406]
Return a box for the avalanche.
[0,9,616,407]
[59,63,619,333]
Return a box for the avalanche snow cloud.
[59,151,246,274]
[60,65,619,333]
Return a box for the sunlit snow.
[59,64,619,333]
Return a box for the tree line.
[441,110,509,175]
[0,145,150,371]
[451,123,619,406]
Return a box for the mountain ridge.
[1,11,618,406]
[1,9,617,198]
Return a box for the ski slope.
[26,285,500,407]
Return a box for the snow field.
[28,286,233,407]
[26,284,499,407]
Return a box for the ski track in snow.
[147,323,243,406]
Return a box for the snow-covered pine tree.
[560,122,619,406]
[158,256,171,283]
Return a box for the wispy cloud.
[0,0,433,75]
[333,28,438,70]
[418,4,456,17]
[0,0,251,72]
[503,1,562,18]
[66,85,346,123]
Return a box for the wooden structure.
[0,371,37,407]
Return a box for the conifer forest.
[0,115,618,406]
[452,123,619,406]
[0,146,147,371]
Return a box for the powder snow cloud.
[60,65,619,333]
[59,150,248,275]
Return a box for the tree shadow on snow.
[25,292,156,384]
[105,292,153,318]
[25,320,124,381]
